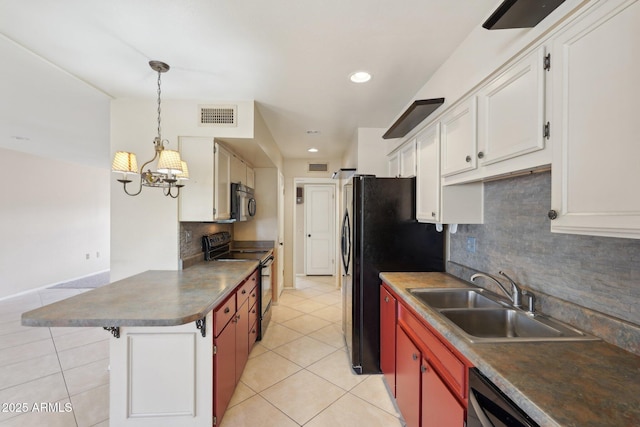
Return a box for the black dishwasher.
[467,368,539,427]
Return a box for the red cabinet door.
[213,320,236,422]
[235,299,250,384]
[422,358,465,427]
[396,326,421,427]
[380,285,397,396]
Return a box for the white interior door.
[304,184,335,275]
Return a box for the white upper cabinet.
[246,166,255,188]
[214,144,232,220]
[441,97,477,177]
[416,124,441,222]
[399,139,417,177]
[179,138,231,222]
[230,154,246,184]
[550,0,640,239]
[416,122,483,225]
[388,139,416,177]
[477,46,547,166]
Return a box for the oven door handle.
[261,255,275,268]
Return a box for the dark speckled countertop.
[380,272,640,427]
[21,261,259,327]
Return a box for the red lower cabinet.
[396,326,421,427]
[235,299,249,384]
[421,358,465,427]
[381,283,470,427]
[213,316,236,422]
[380,286,398,396]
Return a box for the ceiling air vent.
[199,105,237,127]
[308,163,328,172]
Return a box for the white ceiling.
[0,0,499,164]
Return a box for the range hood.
[332,168,356,180]
[482,0,566,30]
[383,98,445,140]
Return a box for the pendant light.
[112,60,189,198]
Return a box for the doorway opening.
[292,178,339,289]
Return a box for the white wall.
[110,99,258,281]
[0,148,110,298]
[341,128,388,176]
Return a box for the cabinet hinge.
[213,208,217,215]
[213,345,217,355]
[543,53,551,71]
[214,145,217,154]
[543,122,551,139]
[213,415,217,425]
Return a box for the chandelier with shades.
[111,60,189,198]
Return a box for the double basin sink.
[408,288,598,343]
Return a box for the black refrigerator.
[341,175,444,374]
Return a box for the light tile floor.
[0,276,403,427]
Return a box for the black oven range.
[202,232,274,340]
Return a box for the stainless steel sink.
[409,288,504,309]
[407,287,599,343]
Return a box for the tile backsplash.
[448,171,640,329]
[180,222,233,264]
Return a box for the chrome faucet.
[470,271,525,309]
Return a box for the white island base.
[109,311,214,427]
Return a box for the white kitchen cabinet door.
[416,123,441,222]
[399,139,417,178]
[477,46,547,166]
[214,143,232,220]
[179,137,215,222]
[246,166,255,188]
[388,150,400,177]
[230,154,246,185]
[441,97,477,177]
[550,0,640,239]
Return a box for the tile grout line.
[48,325,80,427]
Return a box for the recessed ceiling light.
[350,71,372,83]
[306,130,321,134]
[308,148,319,153]
[11,135,31,141]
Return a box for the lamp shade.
[176,161,190,180]
[112,151,139,174]
[157,150,183,174]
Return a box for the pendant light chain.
[156,70,162,142]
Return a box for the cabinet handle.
[465,155,472,163]
[242,289,247,294]
[412,353,418,361]
[431,212,436,217]
[251,293,256,298]
[421,365,428,373]
[224,307,230,314]
[385,296,389,303]
[477,151,485,159]
[548,210,558,220]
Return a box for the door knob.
[308,234,311,237]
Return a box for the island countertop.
[380,272,640,427]
[21,260,259,328]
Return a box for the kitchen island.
[22,260,260,427]
[381,272,640,427]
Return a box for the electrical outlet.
[185,230,192,243]
[85,253,90,260]
[466,237,476,253]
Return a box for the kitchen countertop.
[22,261,259,328]
[380,272,640,427]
